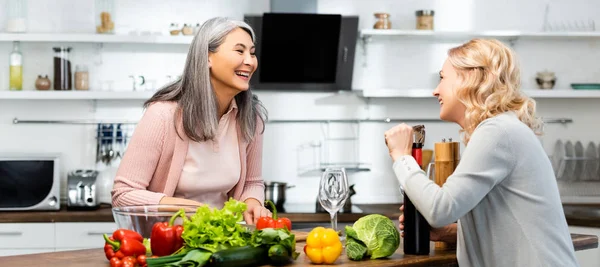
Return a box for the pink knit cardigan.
[111,101,265,207]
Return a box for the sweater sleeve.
[239,118,265,205]
[393,119,516,228]
[111,103,169,207]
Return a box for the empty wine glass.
[318,167,349,232]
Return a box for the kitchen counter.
[0,203,401,224]
[0,233,596,266]
[0,203,598,227]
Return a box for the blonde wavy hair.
[448,38,543,144]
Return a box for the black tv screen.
[259,13,342,83]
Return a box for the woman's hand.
[244,198,272,225]
[398,205,458,243]
[384,124,414,161]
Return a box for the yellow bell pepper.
[304,227,343,264]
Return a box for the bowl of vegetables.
[112,204,200,239]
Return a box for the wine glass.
[318,167,349,232]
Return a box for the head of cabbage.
[345,214,400,260]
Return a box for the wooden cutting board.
[291,230,309,242]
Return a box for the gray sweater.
[393,112,579,267]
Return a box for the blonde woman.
[385,39,579,266]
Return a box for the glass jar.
[75,65,89,90]
[182,24,194,35]
[373,13,391,29]
[53,47,73,90]
[6,0,27,32]
[415,10,435,30]
[95,0,115,34]
[169,23,181,35]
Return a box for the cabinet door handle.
[87,232,112,236]
[0,231,22,236]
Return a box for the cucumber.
[209,246,268,267]
[268,244,291,266]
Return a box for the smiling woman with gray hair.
[112,17,270,225]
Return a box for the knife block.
[433,140,460,250]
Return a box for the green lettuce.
[345,214,400,260]
[181,198,251,252]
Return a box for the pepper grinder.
[432,138,460,250]
[403,125,430,255]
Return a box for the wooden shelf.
[0,90,155,100]
[0,33,193,44]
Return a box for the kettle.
[316,184,356,213]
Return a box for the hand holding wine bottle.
[398,205,458,244]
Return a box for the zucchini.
[209,246,268,267]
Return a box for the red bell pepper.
[103,229,147,260]
[256,200,292,230]
[150,208,187,256]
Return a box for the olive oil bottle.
[9,41,23,91]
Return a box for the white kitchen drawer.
[0,223,55,249]
[55,222,117,248]
[0,248,55,257]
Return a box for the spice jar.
[182,24,194,35]
[373,13,392,29]
[415,10,435,30]
[169,23,180,35]
[75,65,89,90]
[35,75,51,90]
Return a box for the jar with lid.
[415,10,435,30]
[35,75,51,90]
[373,13,392,29]
[53,47,73,90]
[182,24,194,35]
[6,0,27,32]
[169,23,181,35]
[75,65,89,90]
[95,0,115,34]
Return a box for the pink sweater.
[111,101,265,207]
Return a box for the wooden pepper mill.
[432,138,460,250]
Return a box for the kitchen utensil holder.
[95,123,135,167]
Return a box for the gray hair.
[145,17,267,142]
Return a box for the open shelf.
[0,33,193,44]
[359,29,600,40]
[356,89,600,99]
[0,90,155,100]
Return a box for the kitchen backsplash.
[0,0,599,204]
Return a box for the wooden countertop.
[0,203,598,228]
[0,233,596,266]
[0,204,401,224]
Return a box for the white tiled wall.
[0,0,599,204]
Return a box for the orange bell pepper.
[304,227,343,264]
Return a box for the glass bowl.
[112,204,200,238]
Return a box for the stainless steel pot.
[264,181,295,208]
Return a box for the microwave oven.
[0,154,61,210]
[244,13,359,92]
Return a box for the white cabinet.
[0,222,117,257]
[55,222,117,251]
[569,226,600,267]
[0,223,55,248]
